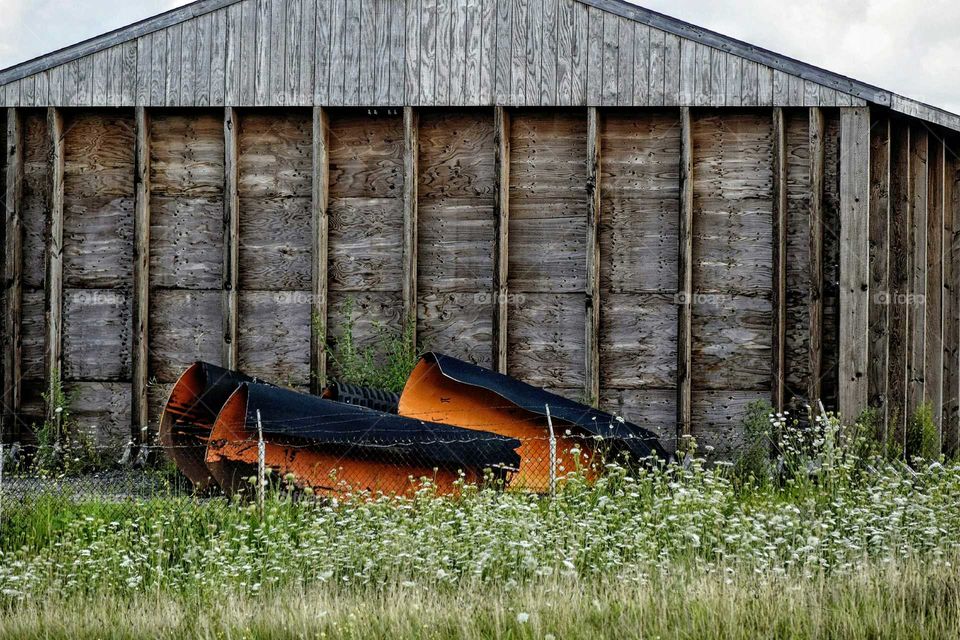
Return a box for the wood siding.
[0,0,867,111]
[3,102,959,462]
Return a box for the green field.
[2,412,960,638]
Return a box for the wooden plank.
[121,41,137,106]
[908,127,928,424]
[314,0,332,104]
[678,39,695,105]
[888,122,911,447]
[615,15,633,106]
[45,108,65,426]
[3,109,23,438]
[434,0,452,105]
[944,143,960,456]
[360,0,378,105]
[524,0,543,106]
[223,107,240,369]
[240,0,258,105]
[677,106,693,443]
[450,0,468,105]
[493,106,510,372]
[632,23,649,106]
[405,0,422,104]
[541,0,559,105]
[211,8,229,105]
[570,0,588,105]
[269,0,287,104]
[132,107,150,440]
[494,0,513,103]
[839,107,871,421]
[772,107,787,411]
[254,0,271,105]
[389,0,407,104]
[585,5,602,105]
[181,17,198,106]
[165,23,182,106]
[808,107,824,406]
[868,114,890,426]
[420,0,438,105]
[196,13,214,106]
[150,32,166,106]
[586,107,601,405]
[648,28,664,105]
[402,107,419,336]
[600,11,617,105]
[556,0,572,105]
[284,0,301,104]
[311,107,329,393]
[925,136,944,430]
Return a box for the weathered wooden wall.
[3,104,959,459]
[0,0,873,112]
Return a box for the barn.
[1,0,958,460]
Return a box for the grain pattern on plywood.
[598,109,679,434]
[149,111,225,290]
[62,111,135,289]
[62,288,132,381]
[691,111,774,295]
[236,109,312,291]
[506,110,586,390]
[417,110,495,366]
[149,289,223,382]
[237,290,311,385]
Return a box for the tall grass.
[3,409,960,637]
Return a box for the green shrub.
[320,297,421,393]
[906,402,940,461]
[30,370,101,476]
[733,400,774,485]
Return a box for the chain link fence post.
[256,409,265,518]
[545,404,556,498]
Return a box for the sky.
[0,0,958,113]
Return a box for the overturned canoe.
[159,362,257,489]
[399,353,667,491]
[206,382,522,497]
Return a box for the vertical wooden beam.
[402,107,419,337]
[808,107,824,407]
[908,126,928,424]
[3,108,23,440]
[925,135,944,434]
[868,114,891,434]
[132,107,150,441]
[838,106,871,422]
[45,107,65,427]
[493,106,510,374]
[677,106,694,444]
[888,122,911,449]
[223,107,240,370]
[585,107,601,406]
[310,107,330,394]
[944,140,960,457]
[771,107,787,411]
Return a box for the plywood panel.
[326,110,405,354]
[237,109,312,290]
[690,110,774,450]
[238,290,311,385]
[417,109,495,365]
[149,110,225,290]
[149,289,223,383]
[62,289,132,381]
[62,110,135,288]
[599,109,680,294]
[507,110,586,390]
[600,387,676,454]
[21,111,49,290]
[68,382,132,448]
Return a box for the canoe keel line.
[160,354,667,496]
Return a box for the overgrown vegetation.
[28,371,101,476]
[317,297,422,393]
[3,406,960,637]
